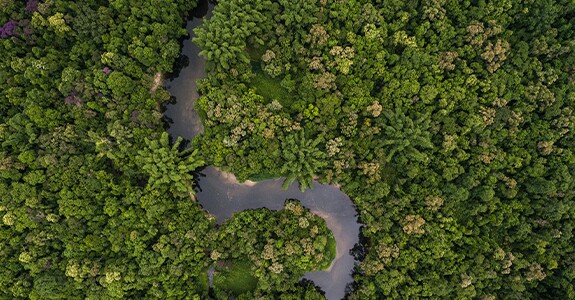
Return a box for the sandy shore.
[214,167,257,187]
[309,210,343,272]
[150,72,162,93]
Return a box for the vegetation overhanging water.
[164,3,362,299]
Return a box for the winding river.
[164,3,361,299]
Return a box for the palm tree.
[378,107,433,164]
[136,132,205,199]
[280,131,327,191]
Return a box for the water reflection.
[196,167,360,300]
[164,3,361,299]
[164,17,206,138]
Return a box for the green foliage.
[317,236,336,270]
[210,200,335,297]
[136,132,204,197]
[280,131,327,191]
[0,1,215,299]
[251,64,292,106]
[213,261,258,296]
[196,0,575,298]
[3,0,575,298]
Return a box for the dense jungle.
[1,0,575,299]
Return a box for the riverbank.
[163,3,361,299]
[215,167,257,187]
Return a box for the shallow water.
[164,3,361,299]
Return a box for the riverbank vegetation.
[211,200,335,298]
[195,0,575,298]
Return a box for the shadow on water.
[166,0,209,80]
[164,3,362,299]
[167,54,190,82]
[191,0,210,18]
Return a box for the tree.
[136,132,204,198]
[280,131,327,191]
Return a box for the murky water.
[164,19,205,138]
[195,167,360,299]
[164,3,360,299]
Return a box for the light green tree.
[280,131,327,191]
[136,132,204,198]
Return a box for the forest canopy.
[2,0,575,299]
[0,0,216,298]
[194,0,575,298]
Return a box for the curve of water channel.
[164,3,361,299]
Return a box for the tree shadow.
[191,0,211,19]
[167,54,190,80]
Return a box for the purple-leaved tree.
[0,20,19,39]
[25,0,39,13]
